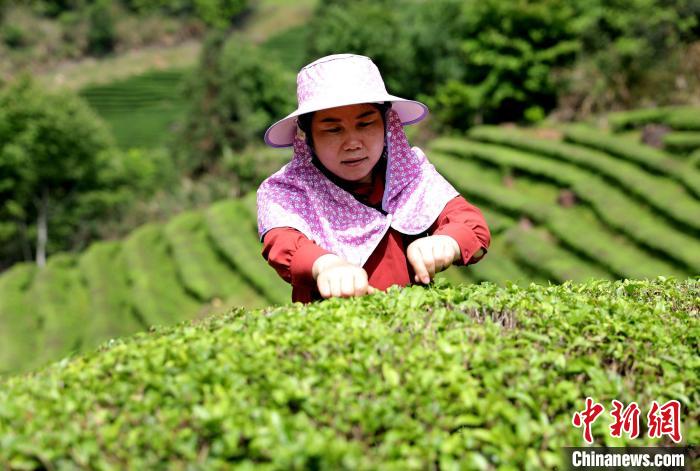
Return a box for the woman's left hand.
[406,235,461,284]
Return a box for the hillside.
[0,278,697,468]
[429,106,700,285]
[0,193,291,376]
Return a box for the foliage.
[468,125,700,233]
[562,125,700,198]
[163,209,264,306]
[304,0,699,129]
[176,31,295,174]
[307,0,417,97]
[0,278,697,468]
[0,77,113,267]
[123,0,248,28]
[505,226,612,282]
[307,0,579,129]
[121,223,201,327]
[559,0,700,114]
[86,0,116,56]
[428,150,686,280]
[28,253,91,368]
[78,241,145,350]
[427,0,580,128]
[0,1,205,79]
[205,197,291,305]
[0,77,178,269]
[78,68,190,150]
[0,263,37,375]
[431,138,700,273]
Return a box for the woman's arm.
[429,195,491,266]
[262,228,376,299]
[261,227,333,286]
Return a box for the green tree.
[561,0,700,113]
[176,32,295,175]
[0,78,115,269]
[427,0,580,128]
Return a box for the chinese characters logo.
[572,397,682,444]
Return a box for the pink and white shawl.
[256,109,459,267]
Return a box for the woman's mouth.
[342,157,368,167]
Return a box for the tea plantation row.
[78,69,191,149]
[0,194,291,376]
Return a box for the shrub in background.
[555,0,700,116]
[427,0,580,128]
[122,0,248,28]
[86,0,116,56]
[306,0,699,129]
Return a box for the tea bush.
[0,278,697,469]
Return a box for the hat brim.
[263,96,428,148]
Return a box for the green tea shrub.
[0,279,696,468]
[468,125,700,232]
[429,150,685,280]
[563,125,700,198]
[432,138,700,272]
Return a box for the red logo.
[647,400,682,443]
[609,400,641,439]
[572,397,605,444]
[573,399,683,444]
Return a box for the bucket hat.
[263,53,429,148]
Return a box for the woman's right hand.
[312,254,377,299]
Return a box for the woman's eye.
[359,121,376,128]
[325,128,341,133]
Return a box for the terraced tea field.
[78,68,191,149]
[1,107,698,376]
[0,194,291,376]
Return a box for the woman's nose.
[343,130,363,151]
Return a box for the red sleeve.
[261,227,333,287]
[429,196,491,266]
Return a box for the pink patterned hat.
[264,53,428,148]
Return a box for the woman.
[257,54,490,303]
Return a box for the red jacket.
[261,161,490,303]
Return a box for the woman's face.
[310,103,385,183]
